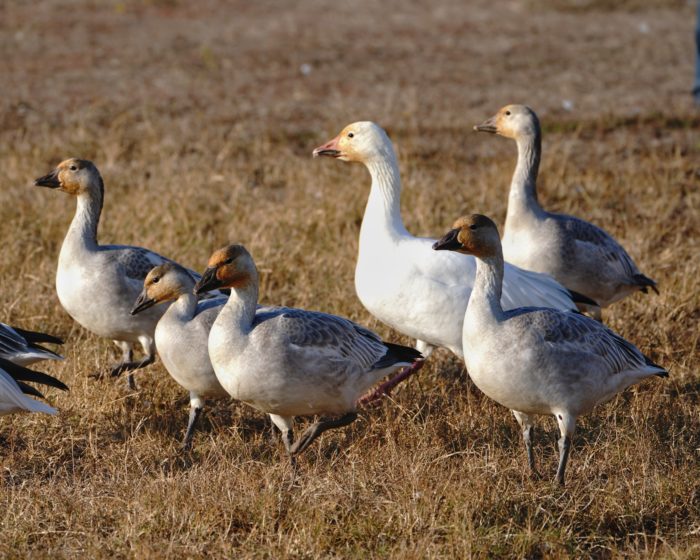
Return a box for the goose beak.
[130,291,157,315]
[432,229,462,252]
[34,169,61,188]
[194,266,222,295]
[474,115,498,134]
[312,135,342,158]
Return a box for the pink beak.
[312,134,342,158]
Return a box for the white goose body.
[316,122,579,359]
[476,105,657,309]
[434,214,666,484]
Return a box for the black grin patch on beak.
[314,149,341,158]
[194,267,222,295]
[34,170,61,188]
[130,294,158,316]
[474,124,497,133]
[432,229,462,252]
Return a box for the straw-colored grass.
[1,1,698,557]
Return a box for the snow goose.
[130,262,229,450]
[475,105,657,315]
[0,323,63,366]
[313,122,589,399]
[194,244,422,458]
[34,158,222,390]
[433,214,667,485]
[0,357,68,416]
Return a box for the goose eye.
[505,111,511,116]
[347,132,354,138]
[469,224,478,230]
[223,258,234,265]
[69,165,77,171]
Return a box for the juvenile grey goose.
[433,214,667,485]
[475,105,657,316]
[130,262,229,450]
[194,244,423,458]
[34,158,222,390]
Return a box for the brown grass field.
[1,0,699,557]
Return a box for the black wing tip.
[643,354,668,377]
[633,274,659,295]
[0,357,69,392]
[382,342,423,364]
[568,290,600,307]
[11,326,64,346]
[16,381,46,399]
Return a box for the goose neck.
[219,273,259,336]
[506,133,544,224]
[168,291,199,322]
[361,152,408,242]
[468,251,505,323]
[65,183,104,251]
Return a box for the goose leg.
[512,410,539,478]
[108,337,156,389]
[289,411,358,455]
[269,414,296,465]
[555,412,576,486]
[87,341,138,389]
[182,395,204,451]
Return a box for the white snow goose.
[313,122,592,401]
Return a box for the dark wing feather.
[0,357,69,391]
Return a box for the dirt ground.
[0,0,698,557]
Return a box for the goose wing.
[501,264,578,312]
[508,307,664,376]
[0,323,63,365]
[106,245,226,297]
[256,308,389,371]
[0,367,57,415]
[559,215,642,281]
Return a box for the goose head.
[474,105,540,140]
[313,121,394,164]
[130,263,194,315]
[194,244,256,295]
[432,214,501,259]
[34,158,102,196]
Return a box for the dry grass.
[1,0,699,557]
